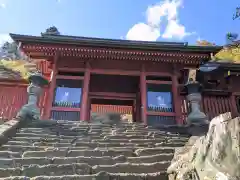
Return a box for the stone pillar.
[17,72,49,120]
[185,81,208,125]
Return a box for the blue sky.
[0,0,239,45]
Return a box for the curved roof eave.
[9,33,223,53]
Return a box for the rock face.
[167,112,240,180]
[0,119,189,179]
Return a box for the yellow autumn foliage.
[196,40,216,46]
[0,59,38,80]
[214,46,240,63]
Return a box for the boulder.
[167,112,240,180]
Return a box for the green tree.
[233,7,240,20]
[0,41,28,60]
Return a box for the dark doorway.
[89,74,139,93]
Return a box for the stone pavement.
[0,120,190,180]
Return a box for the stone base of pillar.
[17,104,41,120]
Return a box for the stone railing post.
[185,81,208,125]
[16,72,48,120]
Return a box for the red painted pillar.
[172,71,182,124]
[140,65,147,125]
[132,100,136,122]
[87,97,91,121]
[135,92,140,122]
[45,55,58,119]
[80,62,91,121]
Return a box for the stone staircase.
[0,120,190,180]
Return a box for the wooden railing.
[0,84,47,120]
[0,84,27,120]
[180,94,233,123]
[91,104,132,114]
[202,95,232,120]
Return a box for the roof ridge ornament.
[41,26,60,36]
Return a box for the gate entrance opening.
[88,74,140,122]
[89,97,135,123]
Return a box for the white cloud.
[0,34,12,46]
[126,23,160,41]
[162,19,196,39]
[126,0,195,41]
[197,36,201,41]
[0,3,5,8]
[0,0,6,8]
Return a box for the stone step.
[75,142,152,148]
[6,141,31,146]
[0,151,21,158]
[32,142,73,147]
[92,162,170,173]
[66,149,135,157]
[22,150,67,158]
[105,135,149,139]
[32,131,86,137]
[2,145,176,154]
[9,137,187,146]
[0,153,174,168]
[20,148,174,158]
[155,142,186,147]
[0,163,91,177]
[135,147,175,156]
[0,172,168,180]
[0,119,189,179]
[0,145,45,152]
[11,137,59,143]
[14,133,179,141]
[128,153,174,163]
[0,162,168,177]
[14,133,60,138]
[21,149,135,158]
[95,138,165,144]
[13,136,183,143]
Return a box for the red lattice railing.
[0,85,27,120]
[0,84,48,120]
[91,104,132,114]
[202,95,232,120]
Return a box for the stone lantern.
[184,69,208,125]
[185,81,208,125]
[17,72,49,120]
